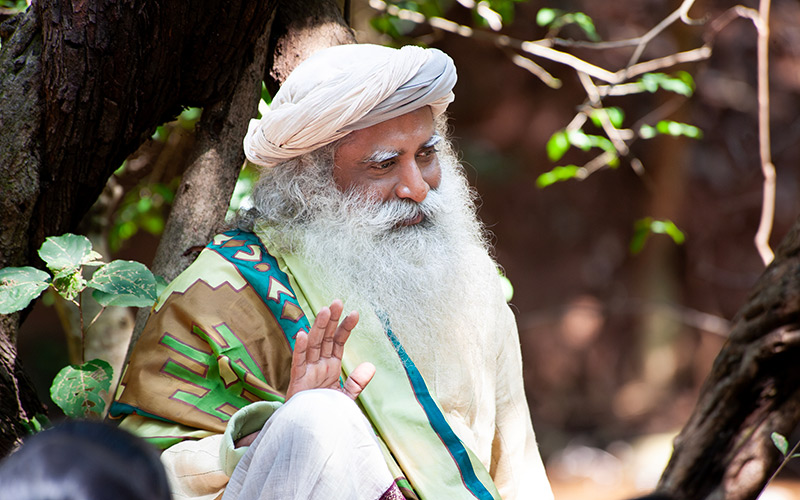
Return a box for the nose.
[395,161,430,203]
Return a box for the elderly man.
[111,44,553,500]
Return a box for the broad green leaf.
[772,432,789,456]
[631,218,686,254]
[0,267,51,314]
[38,234,102,274]
[546,130,570,161]
[88,260,158,307]
[590,107,625,129]
[51,269,87,302]
[537,165,581,188]
[50,359,113,419]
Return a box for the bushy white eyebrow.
[361,133,441,164]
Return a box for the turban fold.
[243,44,457,168]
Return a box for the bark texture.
[0,0,276,452]
[264,0,356,96]
[658,215,800,500]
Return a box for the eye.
[373,159,395,170]
[417,147,438,163]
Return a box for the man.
[111,44,553,500]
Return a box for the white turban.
[243,44,457,168]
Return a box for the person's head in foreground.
[0,420,170,500]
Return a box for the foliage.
[0,234,159,418]
[630,218,686,254]
[536,8,600,41]
[110,180,177,252]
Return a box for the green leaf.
[87,260,158,307]
[567,130,592,151]
[51,269,87,302]
[573,12,600,42]
[0,267,51,314]
[639,124,658,139]
[656,120,703,139]
[631,218,686,254]
[536,8,559,27]
[50,359,113,419]
[590,107,625,129]
[639,72,694,97]
[537,165,581,188]
[772,432,789,456]
[546,130,570,161]
[499,272,514,302]
[38,234,102,274]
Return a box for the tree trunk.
[658,214,800,500]
[0,0,276,453]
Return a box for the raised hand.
[285,299,376,401]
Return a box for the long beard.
[259,152,495,380]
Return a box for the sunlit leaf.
[639,124,658,139]
[631,218,686,254]
[567,130,592,151]
[590,107,625,129]
[772,432,789,456]
[0,267,51,314]
[536,7,559,27]
[537,165,581,188]
[639,72,694,97]
[38,234,102,274]
[573,12,600,41]
[50,359,113,419]
[656,120,703,139]
[546,130,570,161]
[88,260,158,307]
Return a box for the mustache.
[343,187,449,231]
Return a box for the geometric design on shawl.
[159,322,284,423]
[208,229,311,351]
[281,302,305,322]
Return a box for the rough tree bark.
[130,0,356,354]
[0,0,277,453]
[657,215,800,500]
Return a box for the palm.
[285,300,375,401]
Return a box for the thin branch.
[577,71,629,156]
[508,52,561,89]
[754,0,775,265]
[626,0,699,67]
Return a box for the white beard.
[259,151,499,386]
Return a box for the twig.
[627,0,700,67]
[765,438,800,490]
[754,0,775,265]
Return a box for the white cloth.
[243,44,457,168]
[222,390,395,500]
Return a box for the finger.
[290,331,308,383]
[307,306,330,364]
[343,362,376,400]
[331,310,359,360]
[320,300,343,359]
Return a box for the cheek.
[425,160,442,190]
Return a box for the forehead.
[336,107,436,161]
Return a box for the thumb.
[342,362,376,400]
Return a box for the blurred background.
[16,0,800,498]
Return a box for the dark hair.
[0,420,170,500]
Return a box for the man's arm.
[492,304,554,500]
